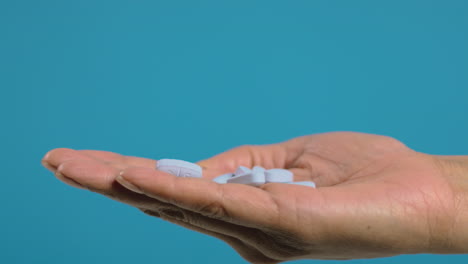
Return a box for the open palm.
[42,132,463,263]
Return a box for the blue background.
[1,0,467,263]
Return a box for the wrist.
[433,155,468,253]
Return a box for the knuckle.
[158,207,187,222]
[197,199,227,219]
[196,184,229,219]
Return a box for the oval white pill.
[265,169,293,183]
[234,166,251,176]
[212,173,234,184]
[287,181,316,188]
[252,166,266,174]
[227,172,265,187]
[157,159,202,178]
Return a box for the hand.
[41,132,468,263]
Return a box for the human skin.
[41,132,468,263]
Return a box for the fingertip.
[42,151,52,162]
[45,148,75,158]
[54,159,119,191]
[43,148,80,167]
[41,160,55,172]
[54,168,87,190]
[115,174,144,194]
[43,147,65,160]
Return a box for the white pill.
[156,159,202,178]
[252,166,266,174]
[227,172,265,186]
[157,165,181,176]
[265,169,293,183]
[212,173,234,184]
[234,166,251,176]
[287,181,316,188]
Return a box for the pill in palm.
[154,159,316,188]
[227,172,266,186]
[234,166,251,176]
[265,169,293,183]
[212,173,234,184]
[156,159,202,178]
[287,181,316,188]
[252,166,266,174]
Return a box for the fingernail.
[41,160,56,172]
[116,174,144,194]
[43,151,51,161]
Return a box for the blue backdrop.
[1,0,467,263]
